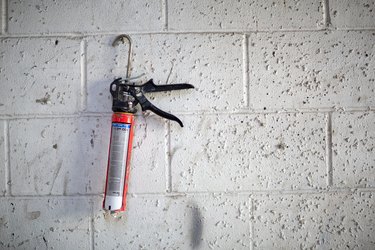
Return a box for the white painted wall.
[0,0,374,249]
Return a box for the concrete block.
[170,113,327,192]
[8,0,163,34]
[9,117,110,195]
[9,115,166,195]
[127,115,167,194]
[0,38,81,115]
[249,31,375,110]
[169,0,324,31]
[86,34,244,113]
[252,192,375,249]
[0,121,6,195]
[0,197,91,249]
[330,0,375,29]
[332,112,375,187]
[93,194,250,249]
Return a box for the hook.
[112,34,133,79]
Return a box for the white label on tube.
[106,123,131,197]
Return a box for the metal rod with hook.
[112,34,133,79]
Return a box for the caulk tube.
[103,112,134,212]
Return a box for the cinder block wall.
[1,0,374,249]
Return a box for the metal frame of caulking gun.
[103,34,194,215]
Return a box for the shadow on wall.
[188,201,203,249]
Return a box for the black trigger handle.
[134,92,184,127]
[142,79,194,93]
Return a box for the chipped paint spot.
[27,211,41,220]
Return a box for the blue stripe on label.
[112,123,131,129]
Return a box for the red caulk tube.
[103,112,134,212]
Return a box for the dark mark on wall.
[63,173,69,196]
[42,235,48,249]
[0,216,4,227]
[35,93,51,105]
[190,203,203,249]
[49,160,63,194]
[17,239,30,247]
[34,175,39,194]
[276,142,287,150]
[10,203,15,213]
[90,130,96,148]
